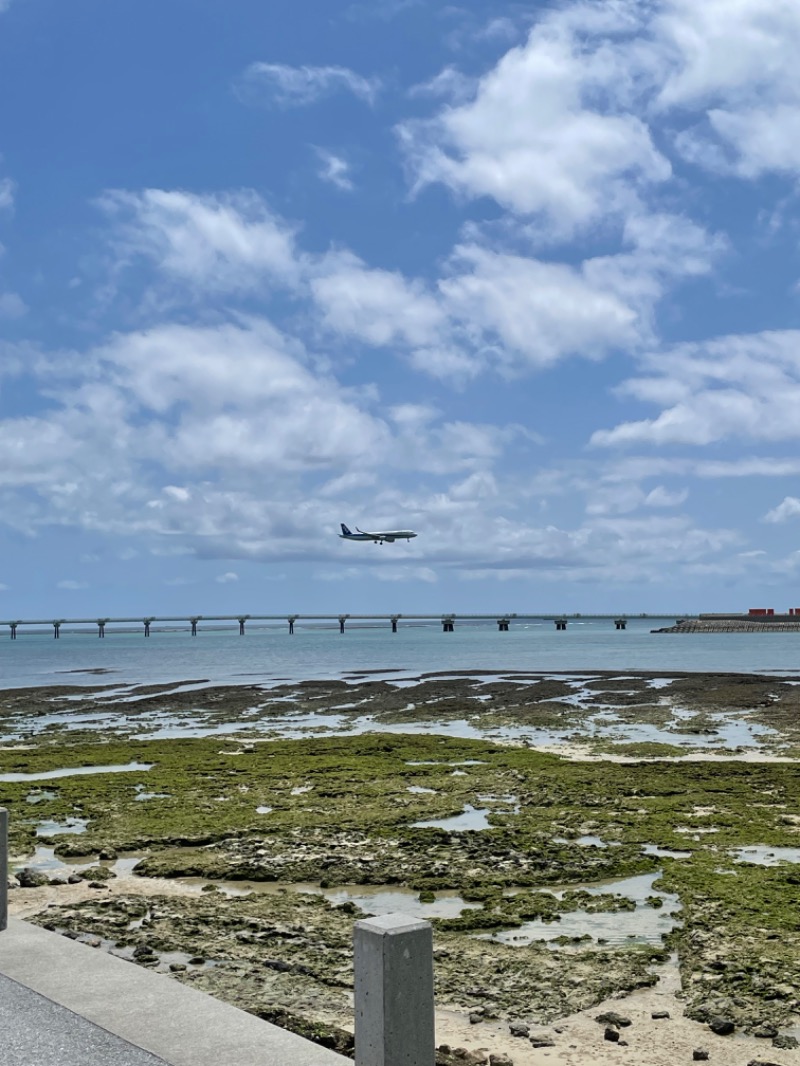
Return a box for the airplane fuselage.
[339,524,417,544]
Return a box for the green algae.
[3,681,800,1035]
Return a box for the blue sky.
[2,0,800,618]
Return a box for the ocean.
[1,618,799,689]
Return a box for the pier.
[0,613,689,638]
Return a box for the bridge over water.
[0,612,693,638]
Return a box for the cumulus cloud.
[97,189,301,297]
[400,0,800,231]
[591,331,800,447]
[764,497,800,523]
[215,571,239,583]
[311,250,447,349]
[653,0,800,178]
[398,3,669,235]
[235,62,380,107]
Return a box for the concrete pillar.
[53,621,61,639]
[97,621,106,638]
[143,620,151,637]
[615,619,627,630]
[9,624,16,640]
[497,619,509,631]
[288,617,295,635]
[339,616,347,634]
[554,619,567,631]
[1,807,7,932]
[190,618,198,637]
[442,618,454,632]
[238,618,246,636]
[354,913,435,1066]
[391,617,398,633]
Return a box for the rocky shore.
[2,669,800,1063]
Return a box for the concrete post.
[354,913,435,1066]
[1,807,7,932]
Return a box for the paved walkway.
[0,917,349,1066]
[0,974,170,1066]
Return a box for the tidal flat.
[2,670,800,1056]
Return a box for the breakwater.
[654,618,800,633]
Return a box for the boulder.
[509,1022,530,1038]
[692,1050,709,1061]
[604,1029,620,1043]
[529,1035,555,1048]
[16,867,49,888]
[709,1018,735,1036]
[596,1011,631,1028]
[652,1010,671,1020]
[753,1025,778,1039]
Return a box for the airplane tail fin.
[341,523,352,536]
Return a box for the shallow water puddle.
[731,845,800,866]
[412,803,493,831]
[642,844,692,858]
[319,885,482,920]
[480,872,681,949]
[0,761,153,782]
[35,817,89,836]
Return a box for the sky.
[1,0,800,618]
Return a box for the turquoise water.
[1,619,798,689]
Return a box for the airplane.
[339,523,418,545]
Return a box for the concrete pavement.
[0,917,350,1066]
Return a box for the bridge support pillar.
[442,618,454,633]
[143,620,151,637]
[391,617,398,633]
[190,618,198,637]
[615,619,627,630]
[238,618,246,636]
[9,624,16,640]
[288,617,295,635]
[97,622,105,638]
[497,618,509,631]
[554,619,567,631]
[53,622,60,639]
[339,616,347,634]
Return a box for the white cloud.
[311,250,447,348]
[314,149,355,191]
[98,189,301,297]
[440,244,641,372]
[408,67,475,104]
[653,0,800,177]
[764,497,800,523]
[215,571,239,583]
[96,186,719,384]
[236,62,380,107]
[592,331,800,447]
[644,485,688,508]
[399,4,669,234]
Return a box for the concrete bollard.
[1,807,7,932]
[354,913,435,1066]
